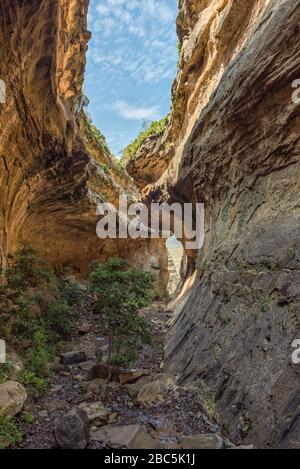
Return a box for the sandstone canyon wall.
[126,0,300,448]
[0,0,168,294]
[1,0,300,449]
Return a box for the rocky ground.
[12,301,243,449]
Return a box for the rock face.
[126,0,300,448]
[0,0,168,296]
[2,0,300,450]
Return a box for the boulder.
[152,373,176,388]
[180,434,224,449]
[0,381,27,417]
[54,407,90,449]
[47,362,67,373]
[119,369,150,385]
[88,362,109,380]
[79,401,109,426]
[78,361,96,372]
[106,381,123,392]
[85,378,107,396]
[78,323,92,335]
[44,399,70,413]
[137,380,167,407]
[126,376,151,398]
[60,351,86,365]
[91,424,159,449]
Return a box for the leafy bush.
[0,247,85,379]
[21,370,47,396]
[0,415,22,449]
[22,412,35,425]
[89,257,154,368]
[121,115,169,162]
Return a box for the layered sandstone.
[0,0,168,294]
[127,0,300,448]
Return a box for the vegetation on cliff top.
[81,111,111,154]
[121,115,169,163]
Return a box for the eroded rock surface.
[0,0,168,295]
[126,0,300,448]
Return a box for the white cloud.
[114,100,160,120]
[95,4,109,15]
[85,0,178,153]
[89,12,177,83]
[107,0,127,6]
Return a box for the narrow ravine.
[1,0,298,451]
[18,298,238,450]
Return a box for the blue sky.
[84,0,178,156]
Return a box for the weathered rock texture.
[127,0,300,448]
[0,0,168,294]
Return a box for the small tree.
[89,257,154,369]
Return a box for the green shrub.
[89,257,153,369]
[5,247,50,292]
[0,247,85,382]
[21,370,47,396]
[59,278,85,308]
[100,163,109,175]
[22,412,35,425]
[0,415,22,449]
[177,40,182,55]
[121,115,169,162]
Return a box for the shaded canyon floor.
[17,299,248,450]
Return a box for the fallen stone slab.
[0,381,27,417]
[79,401,109,426]
[119,369,150,385]
[91,424,159,449]
[60,351,87,365]
[180,433,224,449]
[54,407,90,449]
